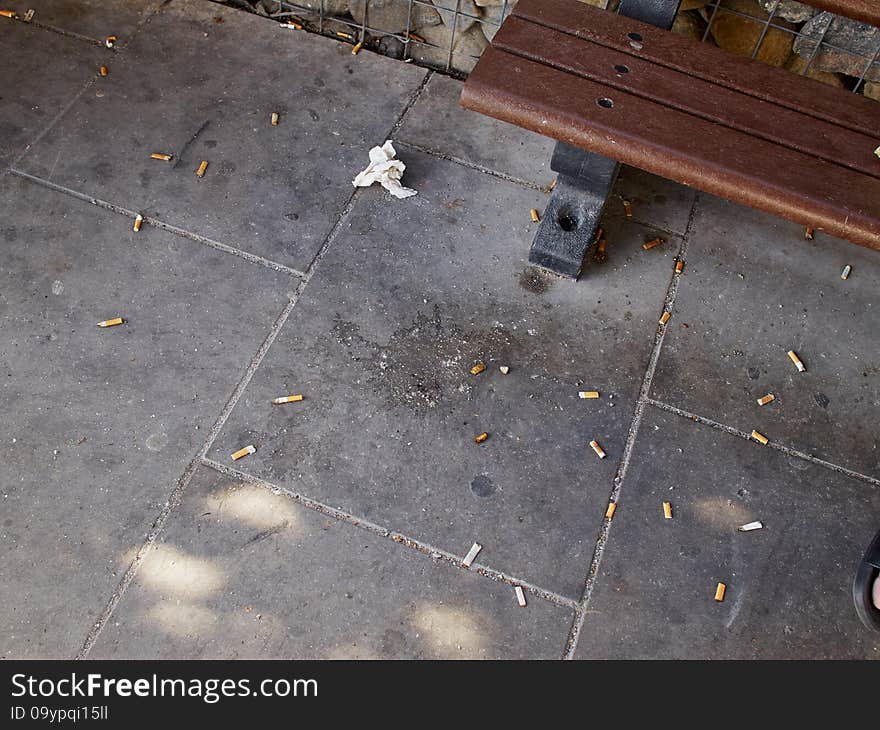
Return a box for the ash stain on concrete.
[518,266,553,296]
[331,306,520,413]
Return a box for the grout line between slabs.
[76,68,437,657]
[562,194,703,660]
[645,398,880,488]
[9,169,307,278]
[200,457,581,613]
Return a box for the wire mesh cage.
[214,1,880,96]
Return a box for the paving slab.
[90,466,574,659]
[396,72,696,236]
[0,174,295,659]
[23,0,161,44]
[575,406,880,659]
[651,195,880,478]
[16,0,429,272]
[0,19,106,169]
[208,149,680,600]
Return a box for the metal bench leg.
[529,144,618,278]
[529,0,682,278]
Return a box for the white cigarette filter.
[738,521,763,532]
[462,542,482,567]
[515,586,526,607]
[231,444,256,461]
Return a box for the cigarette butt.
[579,391,600,399]
[750,429,769,445]
[738,521,763,532]
[99,66,108,77]
[757,393,775,406]
[280,21,302,29]
[272,394,304,404]
[474,432,489,444]
[514,586,527,607]
[462,542,482,567]
[663,501,672,519]
[530,208,540,223]
[675,259,684,274]
[150,153,172,161]
[96,317,124,328]
[271,112,279,126]
[549,178,557,191]
[714,582,726,602]
[787,350,805,372]
[0,9,17,18]
[470,362,486,376]
[623,199,633,217]
[104,35,117,48]
[23,8,33,21]
[195,160,209,178]
[231,444,256,461]
[642,237,663,250]
[351,41,363,55]
[875,146,880,159]
[841,265,851,280]
[499,366,509,375]
[659,311,670,325]
[408,32,426,43]
[590,440,606,459]
[805,226,814,240]
[605,502,617,520]
[597,237,607,254]
[133,214,143,232]
[335,31,354,39]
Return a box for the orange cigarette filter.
[530,208,540,223]
[470,362,486,376]
[590,440,606,459]
[99,66,108,77]
[150,152,172,161]
[663,501,673,519]
[750,430,769,445]
[659,311,671,325]
[605,502,617,520]
[757,394,775,406]
[474,432,489,444]
[231,445,256,461]
[272,394,303,404]
[133,214,143,232]
[96,317,124,328]
[642,237,663,250]
[623,199,633,217]
[787,350,805,372]
[675,259,684,274]
[714,582,726,602]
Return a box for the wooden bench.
[461,0,880,277]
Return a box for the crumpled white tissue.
[352,140,417,199]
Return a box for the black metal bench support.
[529,0,683,278]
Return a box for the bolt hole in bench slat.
[461,0,880,251]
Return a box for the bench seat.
[461,0,880,250]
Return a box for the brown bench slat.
[495,17,880,180]
[461,48,880,249]
[511,0,880,139]
[808,0,880,28]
